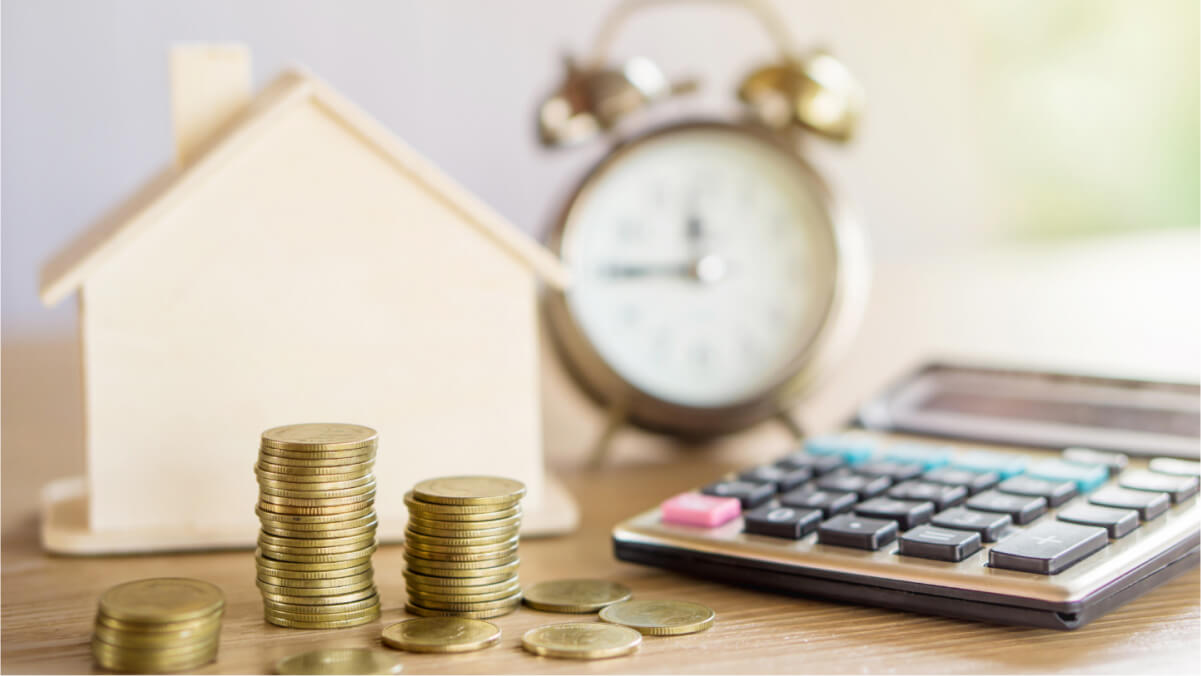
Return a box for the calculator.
[612,363,1201,629]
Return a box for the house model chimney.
[169,44,252,166]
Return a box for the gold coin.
[264,606,380,630]
[522,579,633,613]
[255,466,371,484]
[98,578,224,623]
[263,591,380,614]
[403,602,518,620]
[255,561,372,581]
[403,552,517,570]
[404,529,517,547]
[90,634,219,660]
[260,490,377,508]
[259,531,376,548]
[260,443,377,460]
[257,577,374,597]
[405,583,522,604]
[261,423,379,452]
[404,559,518,579]
[258,544,377,564]
[258,449,376,467]
[381,617,501,653]
[412,476,526,506]
[256,550,373,572]
[404,536,518,555]
[258,570,373,587]
[598,599,715,635]
[94,607,223,633]
[520,623,641,660]
[92,639,218,673]
[404,496,521,521]
[404,591,522,612]
[258,501,374,517]
[408,511,520,527]
[405,523,519,540]
[257,474,375,492]
[264,604,381,623]
[92,621,219,648]
[403,545,518,563]
[407,514,520,533]
[403,571,520,592]
[256,506,375,524]
[259,513,377,531]
[256,460,373,477]
[274,648,400,675]
[401,492,519,515]
[258,538,376,557]
[261,522,378,540]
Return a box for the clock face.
[559,125,839,409]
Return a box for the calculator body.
[612,363,1200,629]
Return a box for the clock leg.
[587,402,629,468]
[775,409,806,440]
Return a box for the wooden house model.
[38,46,576,553]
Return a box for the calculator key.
[1149,458,1201,477]
[1056,503,1140,539]
[997,476,1077,507]
[882,443,952,470]
[817,514,898,550]
[775,452,845,475]
[988,521,1108,574]
[743,504,823,539]
[888,481,967,510]
[804,436,875,465]
[1118,470,1199,504]
[922,467,1000,495]
[930,507,1011,542]
[660,493,742,528]
[898,525,982,562]
[966,491,1047,525]
[854,461,924,483]
[778,486,857,518]
[740,465,812,492]
[1026,459,1108,493]
[816,472,891,500]
[1062,447,1128,476]
[854,497,935,530]
[701,480,775,509]
[949,451,1026,479]
[1089,487,1170,521]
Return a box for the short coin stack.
[403,476,526,619]
[255,423,381,629]
[92,577,224,673]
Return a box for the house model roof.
[40,69,569,307]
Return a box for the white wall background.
[3,0,1197,337]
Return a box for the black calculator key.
[778,486,857,518]
[816,472,891,500]
[988,521,1108,574]
[888,481,967,511]
[740,465,812,492]
[854,497,935,530]
[854,461,924,483]
[1089,487,1170,520]
[930,507,1012,542]
[1118,470,1199,504]
[966,490,1047,525]
[998,476,1077,507]
[1056,503,1140,539]
[776,452,845,475]
[701,480,775,509]
[898,525,982,562]
[817,514,898,551]
[922,468,1000,495]
[743,504,822,539]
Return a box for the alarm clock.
[539,0,869,439]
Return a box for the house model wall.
[38,46,575,553]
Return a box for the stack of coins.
[92,578,224,673]
[403,476,526,619]
[255,423,381,629]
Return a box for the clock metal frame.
[544,120,870,438]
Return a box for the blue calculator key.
[854,461,924,483]
[740,465,812,492]
[701,480,775,509]
[778,486,857,518]
[948,451,1027,478]
[998,476,1078,507]
[775,452,845,475]
[922,467,1000,495]
[898,525,982,562]
[817,514,898,551]
[882,443,952,470]
[803,436,874,465]
[1026,459,1108,493]
[743,504,823,539]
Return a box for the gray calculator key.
[776,452,845,475]
[966,490,1047,525]
[816,472,891,500]
[854,497,935,530]
[998,476,1077,507]
[743,504,823,539]
[898,525,982,562]
[988,521,1108,574]
[1062,447,1128,476]
[888,481,968,511]
[1149,458,1201,477]
[1056,503,1140,539]
[855,461,924,483]
[740,465,812,492]
[922,468,1000,495]
[701,480,775,509]
[1118,470,1199,504]
[817,514,898,551]
[778,486,857,518]
[930,507,1012,542]
[1089,486,1170,520]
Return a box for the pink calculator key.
[661,492,742,527]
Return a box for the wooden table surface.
[4,232,1199,673]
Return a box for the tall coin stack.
[403,476,526,619]
[91,577,224,673]
[255,423,382,629]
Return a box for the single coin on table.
[522,579,633,613]
[599,599,715,636]
[521,623,642,660]
[381,617,501,653]
[274,647,402,675]
[412,476,526,506]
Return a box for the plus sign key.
[988,521,1108,574]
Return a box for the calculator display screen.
[857,363,1201,458]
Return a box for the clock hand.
[596,254,729,283]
